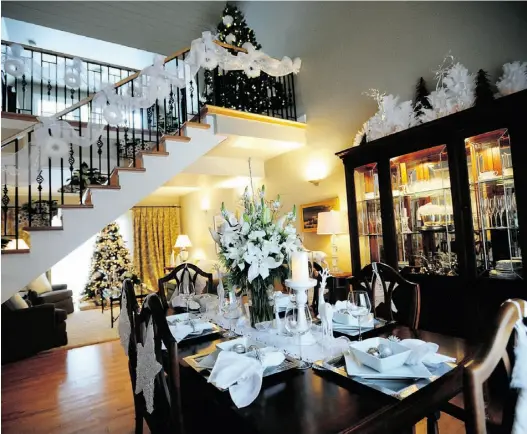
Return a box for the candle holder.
[284,278,318,346]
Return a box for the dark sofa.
[1,302,68,364]
[27,283,74,314]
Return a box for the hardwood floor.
[1,340,466,433]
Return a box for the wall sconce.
[308,179,321,186]
[305,159,329,187]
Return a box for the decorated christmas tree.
[83,222,140,300]
[475,69,494,106]
[413,77,432,116]
[206,3,288,114]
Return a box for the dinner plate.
[344,354,432,379]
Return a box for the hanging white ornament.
[103,104,125,125]
[225,33,236,44]
[4,44,27,79]
[496,61,527,96]
[223,15,234,27]
[135,319,162,414]
[44,137,69,158]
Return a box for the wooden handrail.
[1,40,250,148]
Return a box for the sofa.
[2,297,68,364]
[27,283,74,314]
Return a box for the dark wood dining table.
[175,323,477,434]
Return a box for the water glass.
[347,290,372,341]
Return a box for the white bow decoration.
[118,288,132,356]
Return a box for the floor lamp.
[317,210,346,273]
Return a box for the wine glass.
[347,290,372,341]
[284,300,313,369]
[222,295,241,338]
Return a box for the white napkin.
[208,351,264,408]
[333,310,374,328]
[168,320,213,342]
[334,300,351,311]
[400,339,456,365]
[256,347,286,369]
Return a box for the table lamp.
[175,235,192,262]
[317,210,346,272]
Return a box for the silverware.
[232,344,246,354]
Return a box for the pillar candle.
[291,251,309,282]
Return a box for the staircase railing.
[1,40,299,249]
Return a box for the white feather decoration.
[496,61,527,96]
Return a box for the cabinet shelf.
[470,175,515,186]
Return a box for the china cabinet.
[338,90,527,337]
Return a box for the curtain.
[133,207,180,290]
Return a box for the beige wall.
[180,187,243,261]
[241,1,527,272]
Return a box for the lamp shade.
[317,210,347,235]
[6,238,29,250]
[174,234,192,249]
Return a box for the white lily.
[243,242,283,282]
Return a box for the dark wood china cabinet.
[338,90,527,338]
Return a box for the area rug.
[59,308,120,350]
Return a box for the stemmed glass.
[222,295,241,338]
[347,290,372,341]
[496,196,505,228]
[284,300,313,369]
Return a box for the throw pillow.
[27,273,52,294]
[5,293,29,310]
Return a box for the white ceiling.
[1,1,225,55]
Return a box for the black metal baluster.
[124,123,129,167]
[78,146,83,204]
[180,89,187,134]
[2,172,9,236]
[155,99,160,151]
[175,56,182,135]
[97,135,104,174]
[140,107,145,150]
[21,74,27,113]
[64,58,67,111]
[280,77,286,119]
[27,132,32,226]
[189,76,195,119]
[147,106,153,141]
[168,85,174,133]
[60,157,64,205]
[265,75,271,116]
[291,74,297,121]
[115,124,119,172]
[55,55,58,113]
[68,144,74,198]
[14,139,19,242]
[131,80,136,167]
[48,159,52,225]
[196,70,201,123]
[163,95,168,135]
[30,50,34,115]
[39,52,43,115]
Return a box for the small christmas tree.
[206,3,288,114]
[413,77,432,116]
[83,222,140,300]
[475,69,494,106]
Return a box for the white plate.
[344,354,431,379]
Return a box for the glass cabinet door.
[354,163,385,268]
[390,145,457,276]
[465,128,522,279]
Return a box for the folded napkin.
[274,292,291,309]
[208,351,264,408]
[171,295,200,310]
[254,347,286,369]
[400,339,456,365]
[168,320,213,342]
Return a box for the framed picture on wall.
[300,198,339,233]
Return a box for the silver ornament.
[378,343,393,359]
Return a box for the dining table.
[172,316,477,434]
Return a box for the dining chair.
[130,292,184,434]
[462,298,527,434]
[158,263,213,310]
[311,261,326,316]
[349,262,421,329]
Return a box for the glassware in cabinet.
[465,128,522,279]
[390,145,458,276]
[354,163,385,268]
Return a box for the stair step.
[23,226,63,232]
[1,249,30,255]
[162,135,191,143]
[58,204,94,209]
[184,122,211,130]
[139,150,170,157]
[115,167,146,172]
[88,185,121,190]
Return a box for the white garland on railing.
[1,32,302,185]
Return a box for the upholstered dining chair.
[158,263,213,310]
[128,292,183,434]
[349,262,421,330]
[462,298,527,434]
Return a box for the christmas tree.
[83,222,140,300]
[206,3,289,115]
[413,77,432,116]
[475,69,494,106]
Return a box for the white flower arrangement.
[210,186,301,284]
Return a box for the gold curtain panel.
[132,207,180,290]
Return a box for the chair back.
[464,298,527,434]
[158,263,213,310]
[131,293,183,434]
[349,262,421,329]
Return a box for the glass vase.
[248,278,274,328]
